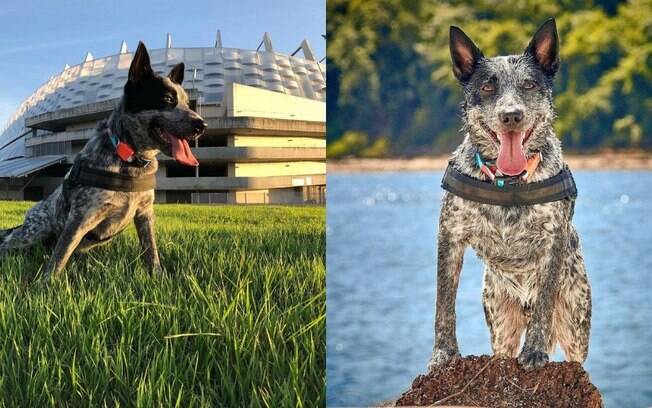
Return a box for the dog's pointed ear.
[450,26,484,82]
[525,18,559,76]
[128,41,154,84]
[168,63,185,85]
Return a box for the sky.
[0,0,325,127]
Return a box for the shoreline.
[328,152,652,172]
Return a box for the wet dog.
[429,19,591,370]
[0,42,206,279]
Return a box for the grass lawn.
[0,202,325,407]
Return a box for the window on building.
[23,187,44,201]
[199,163,228,177]
[166,190,192,203]
[39,163,71,177]
[198,134,227,147]
[166,164,197,178]
[192,191,228,204]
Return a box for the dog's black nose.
[193,119,208,133]
[499,110,524,126]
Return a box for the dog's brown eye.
[163,95,175,105]
[523,80,536,90]
[481,84,495,93]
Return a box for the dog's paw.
[518,349,549,370]
[427,348,460,372]
[151,264,167,276]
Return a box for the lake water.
[327,170,652,407]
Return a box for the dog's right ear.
[450,26,484,82]
[168,63,185,85]
[128,41,154,84]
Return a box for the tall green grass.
[0,202,325,407]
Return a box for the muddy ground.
[394,355,602,407]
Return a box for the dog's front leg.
[134,207,163,275]
[518,226,567,370]
[428,201,467,371]
[42,211,104,279]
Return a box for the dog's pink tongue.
[169,136,199,167]
[496,131,527,176]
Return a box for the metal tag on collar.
[134,156,152,168]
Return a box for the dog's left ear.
[168,63,185,85]
[525,18,560,76]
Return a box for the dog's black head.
[119,42,206,167]
[450,19,559,176]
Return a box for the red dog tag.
[116,141,135,162]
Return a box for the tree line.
[327,0,651,157]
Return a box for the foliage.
[0,203,325,407]
[327,130,370,158]
[327,131,391,158]
[327,0,652,155]
[361,137,391,158]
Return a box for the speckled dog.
[428,19,591,370]
[0,42,206,279]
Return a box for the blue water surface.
[327,170,652,407]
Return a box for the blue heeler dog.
[429,19,591,370]
[0,42,206,279]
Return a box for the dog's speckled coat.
[429,19,591,371]
[0,42,205,279]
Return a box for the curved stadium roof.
[0,32,325,161]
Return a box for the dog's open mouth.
[481,119,538,176]
[154,128,199,167]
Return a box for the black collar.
[66,160,156,192]
[441,162,577,206]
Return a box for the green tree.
[327,0,652,155]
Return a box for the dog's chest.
[87,194,152,241]
[49,187,153,242]
[89,209,136,241]
[465,202,558,274]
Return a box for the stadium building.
[0,32,325,204]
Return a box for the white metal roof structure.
[0,155,66,178]
[0,32,325,162]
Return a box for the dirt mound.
[395,355,602,407]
